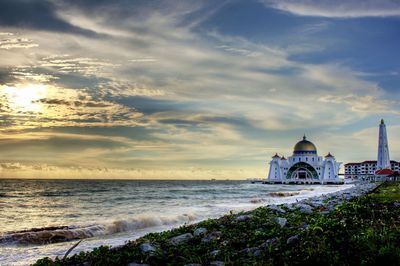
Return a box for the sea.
[0,179,352,265]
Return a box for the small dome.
[293,135,317,154]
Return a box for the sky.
[0,0,400,179]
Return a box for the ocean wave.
[0,212,200,245]
[0,225,104,245]
[268,191,301,197]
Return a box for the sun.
[3,84,48,113]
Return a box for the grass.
[33,182,400,266]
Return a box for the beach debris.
[193,227,207,237]
[201,231,222,243]
[275,217,287,228]
[62,239,83,261]
[139,243,157,254]
[235,214,252,222]
[168,233,193,246]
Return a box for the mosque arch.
[286,162,319,180]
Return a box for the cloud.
[0,34,38,50]
[318,94,399,115]
[39,54,118,75]
[0,0,99,35]
[0,0,398,177]
[0,84,143,130]
[262,0,400,18]
[97,80,166,97]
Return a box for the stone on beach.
[139,243,157,254]
[296,203,313,214]
[193,227,207,237]
[235,215,252,222]
[261,237,279,248]
[275,217,287,228]
[201,231,222,243]
[168,233,193,246]
[210,249,220,257]
[286,235,299,245]
[210,261,224,266]
[268,205,286,214]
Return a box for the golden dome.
[293,135,317,154]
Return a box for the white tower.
[377,119,391,170]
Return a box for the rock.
[235,215,252,222]
[287,235,299,245]
[394,202,400,207]
[221,240,229,246]
[307,200,324,208]
[210,261,224,266]
[298,222,309,230]
[253,249,263,257]
[168,233,193,246]
[282,203,295,210]
[297,204,313,214]
[127,263,149,266]
[139,243,156,254]
[275,217,287,228]
[210,249,220,257]
[201,231,222,243]
[240,247,259,254]
[260,237,279,248]
[193,227,207,237]
[268,205,286,214]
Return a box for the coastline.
[1,181,353,266]
[31,181,399,266]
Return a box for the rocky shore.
[35,182,400,266]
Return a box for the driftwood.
[63,239,83,261]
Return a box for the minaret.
[377,119,391,170]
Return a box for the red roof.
[345,160,400,166]
[375,169,394,176]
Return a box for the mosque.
[266,135,342,184]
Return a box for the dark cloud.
[118,96,193,114]
[35,98,111,108]
[0,0,98,36]
[0,69,17,84]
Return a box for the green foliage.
[32,182,400,266]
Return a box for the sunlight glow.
[3,84,48,113]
